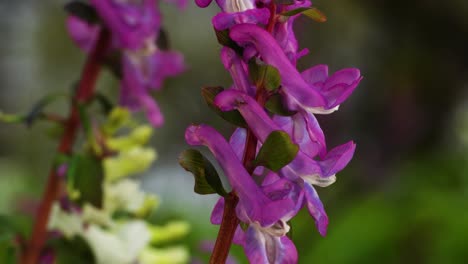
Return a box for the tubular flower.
[185,124,300,226]
[66,0,185,127]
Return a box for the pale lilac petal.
[66,16,100,53]
[212,8,270,31]
[303,182,328,236]
[221,47,255,96]
[229,128,247,160]
[185,125,296,226]
[229,24,327,112]
[243,226,269,263]
[244,225,298,264]
[210,197,225,225]
[278,236,298,264]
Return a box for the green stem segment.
[21,29,110,264]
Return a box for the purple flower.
[210,173,303,263]
[120,45,185,127]
[185,124,300,226]
[90,0,161,50]
[229,24,362,114]
[212,8,270,31]
[220,47,256,96]
[66,2,186,127]
[214,89,356,186]
[301,64,363,110]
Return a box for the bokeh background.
[1,0,468,263]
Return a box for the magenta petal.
[66,16,100,53]
[212,8,270,31]
[303,182,328,236]
[215,90,281,141]
[140,95,164,127]
[325,68,361,88]
[229,24,326,111]
[317,141,356,176]
[221,47,255,96]
[121,55,165,127]
[148,50,186,90]
[195,0,213,8]
[90,0,160,50]
[185,124,296,226]
[211,197,225,225]
[301,64,329,86]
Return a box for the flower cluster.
[184,0,362,262]
[66,0,186,127]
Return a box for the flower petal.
[212,8,270,31]
[303,183,328,236]
[90,0,160,50]
[185,124,296,226]
[221,47,255,96]
[229,24,327,112]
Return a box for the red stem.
[20,29,110,264]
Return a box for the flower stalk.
[21,28,110,264]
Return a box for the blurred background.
[1,0,467,263]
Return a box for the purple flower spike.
[302,65,363,109]
[229,24,329,113]
[90,0,161,50]
[185,124,298,226]
[221,47,256,96]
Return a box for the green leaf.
[248,60,281,91]
[265,94,297,116]
[201,86,247,128]
[253,131,299,171]
[64,1,100,25]
[67,154,104,208]
[50,236,95,264]
[179,149,227,197]
[215,29,243,53]
[281,7,327,23]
